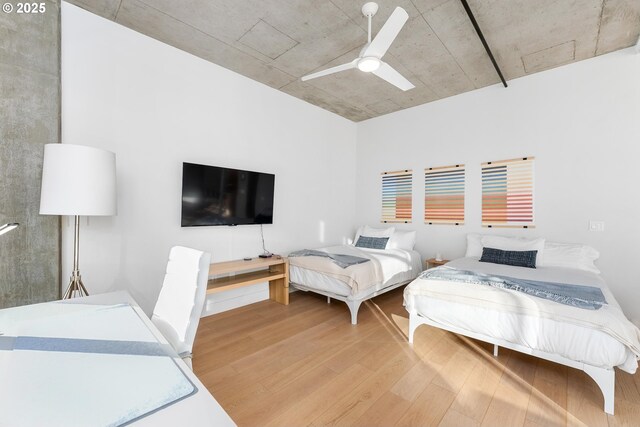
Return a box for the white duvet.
[404,257,640,373]
[290,245,422,300]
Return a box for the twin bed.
[290,244,422,324]
[288,230,640,415]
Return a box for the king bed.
[404,235,640,415]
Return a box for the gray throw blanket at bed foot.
[420,267,607,310]
[288,249,371,269]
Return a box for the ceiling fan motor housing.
[361,2,379,17]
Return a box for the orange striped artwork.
[382,170,412,223]
[424,165,465,225]
[482,157,535,228]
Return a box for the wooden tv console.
[207,256,289,305]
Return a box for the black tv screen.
[181,162,275,227]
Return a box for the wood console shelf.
[207,257,289,305]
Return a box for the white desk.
[0,291,235,427]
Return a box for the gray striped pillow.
[355,236,389,250]
[480,247,538,268]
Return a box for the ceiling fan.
[301,2,414,91]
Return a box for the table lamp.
[40,144,117,299]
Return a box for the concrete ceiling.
[67,0,640,122]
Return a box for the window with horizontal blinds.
[482,157,535,228]
[381,170,412,223]
[424,164,465,225]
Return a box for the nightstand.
[425,258,449,269]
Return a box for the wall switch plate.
[589,220,605,232]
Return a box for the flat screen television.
[181,162,275,227]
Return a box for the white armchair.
[152,246,211,369]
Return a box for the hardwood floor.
[193,289,640,427]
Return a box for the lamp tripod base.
[63,270,89,299]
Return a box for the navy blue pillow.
[480,247,538,268]
[355,236,389,250]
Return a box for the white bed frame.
[407,311,615,414]
[292,279,412,325]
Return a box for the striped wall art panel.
[424,164,465,225]
[481,157,535,228]
[382,170,412,223]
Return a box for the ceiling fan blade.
[372,62,415,91]
[362,7,409,59]
[301,60,358,81]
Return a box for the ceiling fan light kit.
[357,57,381,72]
[301,2,415,91]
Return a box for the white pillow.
[465,233,483,257]
[352,226,364,244]
[541,241,600,273]
[388,230,417,251]
[481,235,545,267]
[353,226,395,247]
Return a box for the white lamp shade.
[40,144,117,216]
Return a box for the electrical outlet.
[589,220,605,232]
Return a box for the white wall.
[61,3,357,315]
[62,1,640,323]
[356,48,640,322]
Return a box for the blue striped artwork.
[424,165,465,225]
[482,157,535,228]
[382,170,412,223]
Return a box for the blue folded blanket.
[10,336,171,356]
[289,249,370,269]
[420,267,607,310]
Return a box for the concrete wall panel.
[0,0,60,308]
